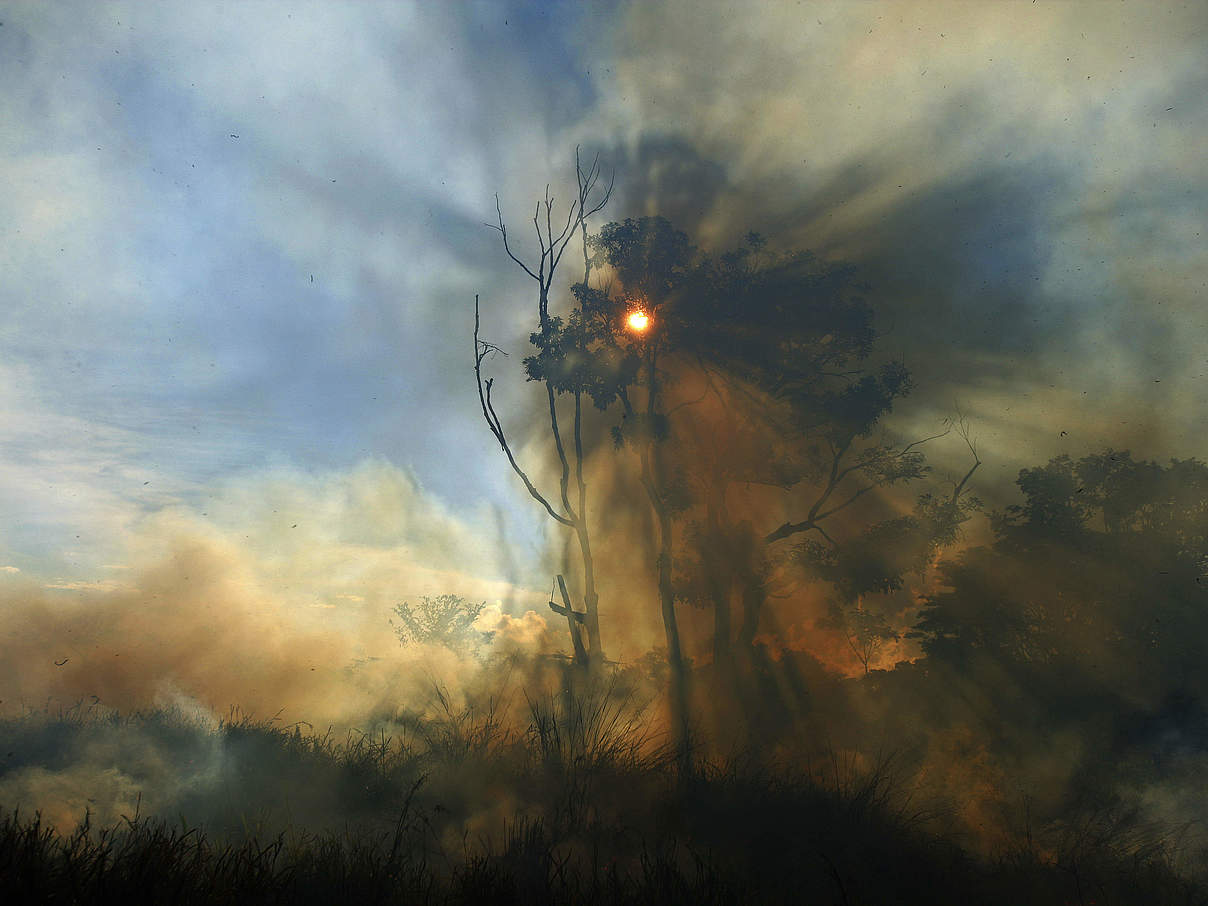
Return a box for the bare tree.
[475,151,613,664]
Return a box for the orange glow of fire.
[626,309,650,332]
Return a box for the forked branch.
[950,412,981,503]
[764,428,946,545]
[487,150,613,327]
[474,294,574,528]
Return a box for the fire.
[626,309,650,332]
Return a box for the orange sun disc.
[626,310,650,331]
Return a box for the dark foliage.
[912,451,1208,828]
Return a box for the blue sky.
[2,0,1206,605]
[0,2,586,579]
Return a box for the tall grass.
[1,677,1205,905]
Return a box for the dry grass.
[1,678,1205,905]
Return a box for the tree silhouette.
[915,450,1208,731]
[475,150,615,664]
[590,222,975,667]
[578,216,698,767]
[568,217,980,759]
[391,595,492,654]
[480,203,982,757]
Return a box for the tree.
[579,218,970,756]
[915,450,1208,720]
[790,418,982,672]
[391,595,493,654]
[584,217,699,766]
[821,597,900,676]
[590,222,972,668]
[475,150,616,664]
[479,203,981,757]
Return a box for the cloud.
[0,1,599,574]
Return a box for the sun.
[626,309,650,332]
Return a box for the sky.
[1,1,1206,642]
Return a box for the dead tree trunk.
[476,151,613,664]
[549,573,588,664]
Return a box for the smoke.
[0,459,555,728]
[450,1,1208,857]
[2,3,1206,885]
[0,457,587,838]
[577,0,1208,498]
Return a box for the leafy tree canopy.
[391,595,494,653]
[916,451,1208,710]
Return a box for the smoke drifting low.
[0,460,556,728]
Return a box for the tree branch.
[764,426,945,545]
[950,413,982,502]
[547,381,577,521]
[574,389,586,519]
[764,519,837,546]
[489,195,541,283]
[474,295,574,528]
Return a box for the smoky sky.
[2,0,1206,595]
[5,7,1208,868]
[598,1,1208,498]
